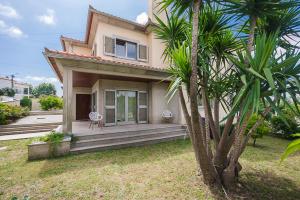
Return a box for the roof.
[43,48,168,83]
[60,36,88,51]
[0,76,30,87]
[60,5,153,51]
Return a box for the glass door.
[117,91,137,124]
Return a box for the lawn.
[0,136,299,200]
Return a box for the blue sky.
[0,0,148,96]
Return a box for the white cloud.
[0,4,20,18]
[0,19,25,38]
[24,76,59,83]
[38,9,56,25]
[136,12,148,25]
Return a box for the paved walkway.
[0,132,49,141]
[11,115,62,125]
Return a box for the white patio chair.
[89,112,103,129]
[162,110,173,123]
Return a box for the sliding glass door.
[116,91,137,124]
[105,90,147,126]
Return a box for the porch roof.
[43,48,170,83]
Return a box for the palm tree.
[219,0,300,52]
[156,0,300,189]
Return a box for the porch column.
[63,67,73,133]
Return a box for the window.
[104,36,148,61]
[127,42,137,59]
[116,39,137,59]
[116,39,126,57]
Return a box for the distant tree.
[32,83,56,98]
[0,87,15,97]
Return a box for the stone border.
[28,136,71,160]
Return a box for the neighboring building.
[0,76,30,102]
[43,1,187,133]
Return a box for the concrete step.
[70,133,187,154]
[72,129,186,148]
[0,123,61,136]
[0,122,61,129]
[0,128,56,136]
[0,124,59,132]
[74,125,185,140]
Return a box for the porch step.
[70,132,187,154]
[74,125,184,141]
[0,123,61,136]
[71,128,186,148]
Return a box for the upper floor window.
[104,36,148,61]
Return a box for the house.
[44,1,186,134]
[0,76,30,102]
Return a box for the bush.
[39,96,63,111]
[0,103,29,125]
[271,115,299,139]
[20,96,32,110]
[246,114,271,146]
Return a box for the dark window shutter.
[104,36,115,55]
[138,44,148,61]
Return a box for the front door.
[76,94,91,120]
[116,91,137,124]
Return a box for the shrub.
[40,131,65,144]
[246,114,271,146]
[20,96,32,110]
[271,115,299,139]
[39,96,63,111]
[40,131,65,157]
[0,103,29,125]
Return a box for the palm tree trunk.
[189,0,218,185]
[179,86,202,166]
[213,57,222,136]
[247,15,257,53]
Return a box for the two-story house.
[0,76,30,102]
[44,1,183,134]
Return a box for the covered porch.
[43,49,183,134]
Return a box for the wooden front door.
[76,94,91,120]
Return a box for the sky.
[0,0,148,96]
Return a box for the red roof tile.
[44,49,167,72]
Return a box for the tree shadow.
[221,171,300,200]
[35,139,194,178]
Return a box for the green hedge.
[0,103,29,125]
[39,96,63,111]
[20,96,32,110]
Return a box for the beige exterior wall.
[64,41,91,55]
[149,82,181,124]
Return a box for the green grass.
[0,136,299,200]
